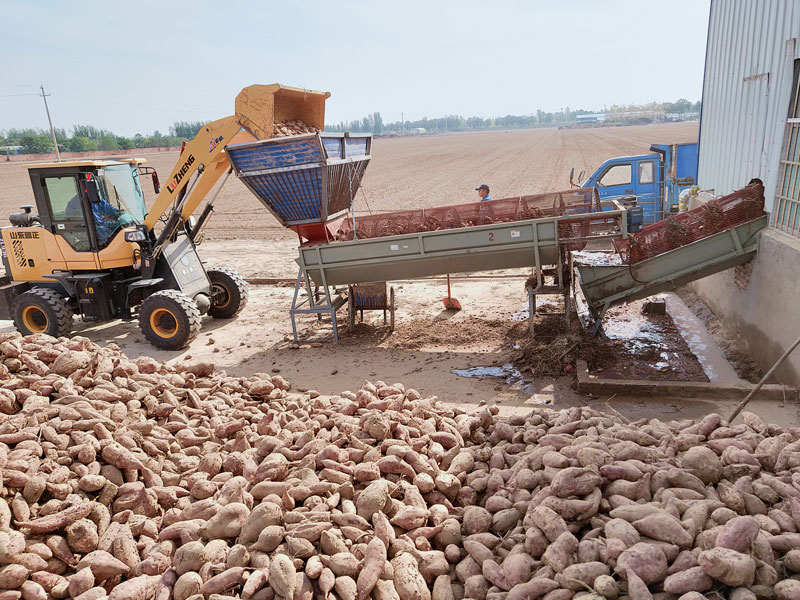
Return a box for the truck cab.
[571,142,698,224]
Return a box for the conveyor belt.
[574,216,768,334]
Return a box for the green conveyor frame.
[290,205,629,340]
[574,215,768,334]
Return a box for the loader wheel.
[13,288,73,338]
[207,267,248,319]
[139,290,201,350]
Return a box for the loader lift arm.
[141,84,330,256]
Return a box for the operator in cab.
[64,186,135,248]
[476,184,493,202]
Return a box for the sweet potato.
[663,566,713,594]
[462,507,492,535]
[501,554,533,588]
[604,518,640,547]
[632,512,693,549]
[356,538,386,599]
[373,579,402,600]
[356,480,390,521]
[202,567,245,597]
[615,543,667,584]
[482,559,509,591]
[775,580,800,600]
[697,548,755,587]
[107,574,160,600]
[624,568,652,600]
[550,467,602,498]
[269,554,296,599]
[715,515,761,553]
[393,553,430,600]
[14,502,92,534]
[201,503,249,539]
[538,531,577,574]
[76,551,130,581]
[505,578,559,600]
[593,574,618,599]
[464,574,488,600]
[559,561,610,590]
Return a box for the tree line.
[0,121,207,155]
[325,99,701,134]
[1,98,700,154]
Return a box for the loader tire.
[207,267,248,319]
[139,290,201,350]
[13,288,73,338]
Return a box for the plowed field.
[0,122,697,240]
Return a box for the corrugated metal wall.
[698,0,800,213]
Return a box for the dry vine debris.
[1,332,800,600]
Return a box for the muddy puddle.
[450,364,549,401]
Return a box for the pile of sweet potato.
[1,332,800,600]
[272,121,321,137]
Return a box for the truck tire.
[207,267,248,319]
[139,290,201,350]
[13,288,73,338]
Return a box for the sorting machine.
[227,131,768,341]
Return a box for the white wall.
[698,0,800,212]
[694,0,800,385]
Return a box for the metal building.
[695,0,800,384]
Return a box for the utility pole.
[39,86,60,161]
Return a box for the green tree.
[97,136,119,151]
[170,121,206,139]
[673,98,692,113]
[372,112,383,134]
[116,137,133,150]
[67,136,95,152]
[20,134,53,154]
[72,125,114,139]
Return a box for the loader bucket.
[235,84,330,140]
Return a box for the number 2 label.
[489,233,494,241]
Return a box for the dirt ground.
[2,121,794,424]
[1,259,791,424]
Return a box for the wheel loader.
[0,84,330,349]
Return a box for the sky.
[1,0,711,137]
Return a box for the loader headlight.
[125,229,147,243]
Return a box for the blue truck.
[570,142,698,224]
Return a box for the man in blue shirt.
[476,184,493,202]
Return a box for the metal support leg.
[590,302,611,337]
[529,292,536,337]
[564,292,572,331]
[290,270,303,342]
[289,267,343,342]
[331,307,339,340]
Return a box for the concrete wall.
[691,229,800,385]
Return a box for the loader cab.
[25,159,148,255]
